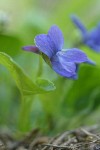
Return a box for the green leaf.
[36,78,55,91]
[0,34,22,56]
[0,52,56,96]
[81,46,100,66]
[64,65,100,113]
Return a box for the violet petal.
[51,54,77,78]
[35,34,55,58]
[56,48,88,63]
[71,15,87,35]
[35,25,64,58]
[48,25,64,52]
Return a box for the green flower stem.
[37,56,43,77]
[18,95,33,132]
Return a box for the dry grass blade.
[0,125,100,150]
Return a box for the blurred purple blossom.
[71,15,100,52]
[23,25,94,79]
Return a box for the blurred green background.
[0,0,100,135]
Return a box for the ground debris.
[0,125,100,150]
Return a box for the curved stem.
[37,56,43,77]
[18,95,33,132]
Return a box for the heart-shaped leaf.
[0,52,56,96]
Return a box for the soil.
[0,125,100,150]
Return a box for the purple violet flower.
[71,15,100,52]
[23,25,94,79]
